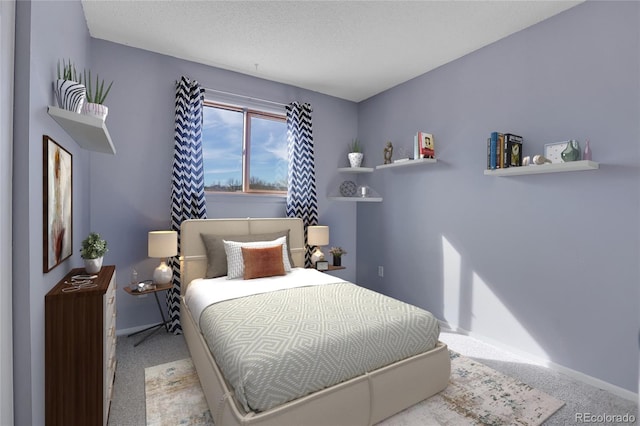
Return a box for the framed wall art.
[43,135,72,272]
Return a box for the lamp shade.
[307,225,329,246]
[148,231,178,258]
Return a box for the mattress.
[186,268,441,414]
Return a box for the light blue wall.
[356,1,639,393]
[13,1,92,424]
[87,39,358,331]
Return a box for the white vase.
[84,256,103,274]
[81,102,108,121]
[348,152,364,168]
[54,79,86,113]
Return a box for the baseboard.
[440,321,639,403]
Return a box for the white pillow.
[223,236,292,279]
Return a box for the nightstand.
[123,282,172,346]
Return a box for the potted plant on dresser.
[80,232,108,273]
[54,59,86,113]
[81,69,113,121]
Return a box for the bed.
[180,218,450,426]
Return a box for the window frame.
[203,100,287,195]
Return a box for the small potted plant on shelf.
[80,232,108,274]
[348,138,363,168]
[55,58,86,113]
[329,246,347,267]
[81,69,113,121]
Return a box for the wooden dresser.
[45,265,117,426]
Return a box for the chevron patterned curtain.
[168,76,207,333]
[285,102,317,267]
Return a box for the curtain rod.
[203,87,288,108]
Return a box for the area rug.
[145,358,213,425]
[145,352,564,425]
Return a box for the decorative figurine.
[532,155,552,165]
[383,141,393,164]
[561,139,580,162]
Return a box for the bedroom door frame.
[0,0,15,424]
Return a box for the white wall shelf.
[332,166,381,202]
[483,160,599,176]
[376,158,437,170]
[337,167,374,173]
[328,196,383,202]
[47,106,116,155]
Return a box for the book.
[501,133,512,168]
[489,132,498,169]
[497,133,504,168]
[504,133,523,166]
[417,131,435,159]
[487,138,491,169]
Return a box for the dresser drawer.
[103,271,117,426]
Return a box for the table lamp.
[148,230,178,285]
[307,225,329,264]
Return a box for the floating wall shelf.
[327,196,383,203]
[47,106,116,155]
[337,167,374,173]
[376,158,437,170]
[483,160,599,176]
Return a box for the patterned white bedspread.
[190,269,440,413]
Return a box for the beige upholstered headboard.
[179,218,305,295]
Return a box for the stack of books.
[487,132,523,170]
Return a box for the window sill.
[205,191,286,204]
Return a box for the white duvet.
[185,267,345,321]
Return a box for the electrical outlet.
[378,266,384,277]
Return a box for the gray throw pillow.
[200,230,294,278]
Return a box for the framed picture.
[315,260,329,271]
[544,141,569,164]
[43,135,72,272]
[416,131,435,159]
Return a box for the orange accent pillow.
[241,244,286,280]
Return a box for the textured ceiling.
[81,1,582,102]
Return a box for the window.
[202,101,287,193]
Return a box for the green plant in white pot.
[55,58,86,113]
[80,232,108,274]
[348,138,364,168]
[81,69,113,121]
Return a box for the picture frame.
[544,141,569,164]
[416,131,435,159]
[315,260,329,271]
[43,135,73,272]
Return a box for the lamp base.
[153,261,172,285]
[311,248,325,264]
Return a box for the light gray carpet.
[108,328,637,425]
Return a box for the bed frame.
[180,218,450,426]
